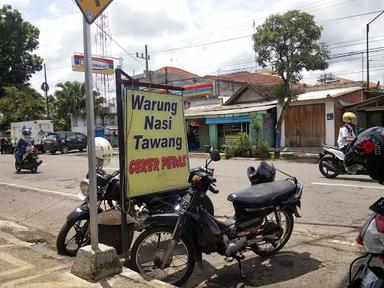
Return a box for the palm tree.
[53,81,105,131]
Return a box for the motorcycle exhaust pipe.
[225,236,247,257]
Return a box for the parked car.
[44,132,87,154]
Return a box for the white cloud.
[6,0,383,94]
[0,0,30,8]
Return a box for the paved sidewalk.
[0,228,173,288]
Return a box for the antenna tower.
[93,11,112,104]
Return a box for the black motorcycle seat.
[227,180,297,208]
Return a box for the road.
[0,152,382,287]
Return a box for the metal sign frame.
[115,69,185,256]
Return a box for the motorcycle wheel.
[15,161,21,172]
[56,217,90,257]
[130,226,195,286]
[319,156,339,179]
[251,209,294,257]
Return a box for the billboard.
[72,53,114,75]
[125,89,189,197]
[183,83,213,97]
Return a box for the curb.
[119,268,175,288]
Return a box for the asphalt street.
[0,151,382,287]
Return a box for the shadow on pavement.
[186,251,322,287]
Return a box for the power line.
[148,9,384,56]
[93,21,143,67]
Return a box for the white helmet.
[95,137,113,168]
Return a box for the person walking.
[0,134,8,154]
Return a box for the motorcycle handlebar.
[209,185,219,194]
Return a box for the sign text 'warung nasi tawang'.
[125,90,189,197]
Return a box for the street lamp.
[366,10,384,89]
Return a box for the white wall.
[325,101,335,145]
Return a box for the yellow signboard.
[125,89,189,197]
[75,0,113,24]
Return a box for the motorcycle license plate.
[370,197,384,217]
[177,193,191,215]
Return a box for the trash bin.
[97,210,135,255]
[95,126,105,137]
[204,145,211,153]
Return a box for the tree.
[0,5,43,86]
[53,81,105,131]
[253,10,329,157]
[0,87,45,123]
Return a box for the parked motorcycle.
[56,169,215,256]
[14,144,42,173]
[349,197,384,287]
[130,149,303,286]
[318,144,369,179]
[56,169,124,256]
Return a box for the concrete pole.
[83,17,99,251]
[366,24,369,90]
[44,64,49,118]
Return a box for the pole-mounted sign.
[75,0,114,24]
[125,90,189,197]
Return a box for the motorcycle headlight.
[80,179,89,197]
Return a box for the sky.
[2,0,384,98]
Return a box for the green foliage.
[253,10,329,85]
[257,140,271,153]
[0,5,43,85]
[53,81,105,131]
[253,10,328,156]
[0,87,45,122]
[250,114,262,145]
[224,132,250,159]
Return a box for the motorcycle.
[56,169,215,256]
[14,144,42,173]
[349,197,384,287]
[130,149,303,286]
[318,144,368,179]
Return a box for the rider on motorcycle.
[15,127,34,164]
[337,112,357,153]
[344,126,384,183]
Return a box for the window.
[46,134,57,141]
[67,133,77,140]
[224,122,249,135]
[77,133,87,141]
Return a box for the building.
[280,86,364,147]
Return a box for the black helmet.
[22,127,32,136]
[247,161,276,185]
[344,127,384,182]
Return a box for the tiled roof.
[205,71,281,85]
[154,66,199,79]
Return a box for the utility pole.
[136,44,151,83]
[366,10,384,90]
[41,64,49,119]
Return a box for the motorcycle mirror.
[209,149,221,161]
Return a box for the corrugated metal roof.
[297,86,361,101]
[185,101,277,118]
